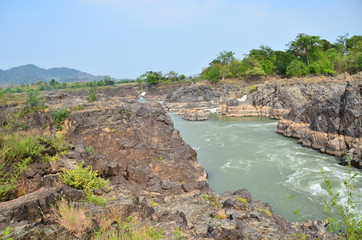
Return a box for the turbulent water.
[169,113,362,221]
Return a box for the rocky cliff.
[158,73,362,165]
[277,78,362,167]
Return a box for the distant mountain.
[0,64,104,86]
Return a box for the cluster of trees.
[136,71,193,85]
[0,76,123,94]
[202,34,362,81]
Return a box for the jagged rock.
[277,78,362,166]
[63,101,208,193]
[182,109,209,121]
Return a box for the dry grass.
[52,199,92,238]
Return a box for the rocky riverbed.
[0,83,342,239]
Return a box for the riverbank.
[0,84,340,239]
[155,72,362,167]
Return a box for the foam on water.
[169,113,362,221]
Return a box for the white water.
[169,113,362,221]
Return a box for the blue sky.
[0,0,361,79]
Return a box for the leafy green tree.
[178,74,186,81]
[247,46,277,75]
[103,75,115,86]
[202,63,229,82]
[213,50,236,65]
[274,51,295,75]
[249,46,275,62]
[49,79,60,87]
[165,71,179,82]
[229,60,244,78]
[286,59,309,77]
[287,33,322,65]
[138,71,163,85]
[334,34,349,56]
[241,57,266,78]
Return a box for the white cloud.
[81,0,222,27]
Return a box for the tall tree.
[213,50,236,65]
[287,33,322,65]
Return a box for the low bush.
[322,157,362,239]
[0,135,45,200]
[51,109,70,130]
[249,85,257,92]
[87,89,97,102]
[0,134,69,201]
[25,91,45,111]
[60,161,108,195]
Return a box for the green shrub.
[0,226,13,240]
[39,134,68,154]
[86,146,95,155]
[237,197,248,205]
[0,135,44,171]
[0,135,45,200]
[60,161,108,196]
[259,207,272,216]
[249,85,257,92]
[87,89,97,102]
[52,109,70,130]
[286,59,309,77]
[25,91,45,111]
[322,156,362,239]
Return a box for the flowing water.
[169,113,362,221]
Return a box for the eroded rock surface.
[277,78,362,166]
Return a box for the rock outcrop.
[181,109,209,121]
[277,78,362,167]
[64,101,208,193]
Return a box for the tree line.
[136,71,195,85]
[201,33,362,82]
[0,76,133,94]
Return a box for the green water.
[169,113,362,221]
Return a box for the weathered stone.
[182,109,209,121]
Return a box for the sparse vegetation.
[52,108,70,130]
[149,201,159,207]
[0,226,13,240]
[202,193,222,209]
[94,214,163,240]
[249,85,257,92]
[25,91,45,111]
[172,227,188,240]
[86,146,95,155]
[0,134,45,200]
[52,199,92,238]
[259,207,272,216]
[237,197,248,205]
[0,134,69,200]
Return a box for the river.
[169,113,362,221]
